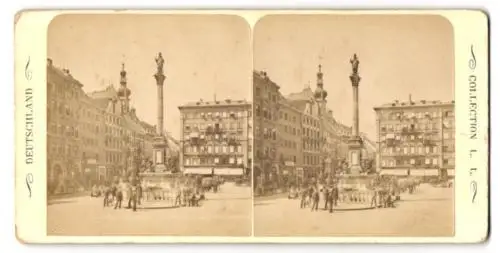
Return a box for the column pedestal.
[348,135,364,175]
[152,135,168,173]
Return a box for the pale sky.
[254,15,454,140]
[48,14,252,139]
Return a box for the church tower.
[117,63,131,114]
[313,64,328,115]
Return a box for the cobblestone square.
[254,184,454,237]
[48,183,252,236]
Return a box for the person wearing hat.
[114,178,125,209]
[327,184,334,213]
[311,186,320,212]
[299,185,308,209]
[127,175,139,211]
[332,183,339,208]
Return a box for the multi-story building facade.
[374,98,455,178]
[253,67,373,188]
[47,59,85,193]
[286,87,322,178]
[253,71,281,188]
[47,59,179,194]
[87,64,152,179]
[276,95,303,179]
[322,111,345,174]
[178,98,252,177]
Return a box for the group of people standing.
[90,176,142,211]
[297,184,340,213]
[91,175,219,211]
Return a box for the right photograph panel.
[252,14,455,237]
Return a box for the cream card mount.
[14,10,488,243]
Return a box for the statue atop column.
[155,52,165,75]
[350,53,359,74]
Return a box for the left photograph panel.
[46,14,253,236]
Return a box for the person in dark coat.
[311,187,320,211]
[103,184,113,207]
[327,186,334,213]
[308,186,314,199]
[323,186,330,210]
[300,187,308,209]
[136,179,142,206]
[127,176,139,212]
[114,180,124,209]
[332,185,339,207]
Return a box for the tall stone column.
[347,54,364,175]
[352,80,359,136]
[314,64,328,178]
[155,74,165,135]
[152,52,168,172]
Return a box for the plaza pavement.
[47,182,252,236]
[254,183,454,237]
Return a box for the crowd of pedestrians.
[296,184,340,213]
[286,175,424,212]
[90,175,222,211]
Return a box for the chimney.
[409,94,412,103]
[47,58,53,66]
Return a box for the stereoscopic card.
[14,10,489,243]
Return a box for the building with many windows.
[47,59,179,194]
[374,97,455,178]
[178,98,252,177]
[253,66,374,191]
[47,59,86,193]
[253,71,281,188]
[276,95,303,180]
[286,87,323,178]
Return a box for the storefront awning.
[380,169,408,176]
[214,168,244,175]
[183,168,212,175]
[411,169,439,176]
[381,168,440,176]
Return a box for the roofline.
[373,102,455,111]
[178,103,251,110]
[47,65,84,88]
[279,99,304,114]
[253,70,281,90]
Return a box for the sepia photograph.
[14,10,488,243]
[252,14,455,237]
[46,14,253,236]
